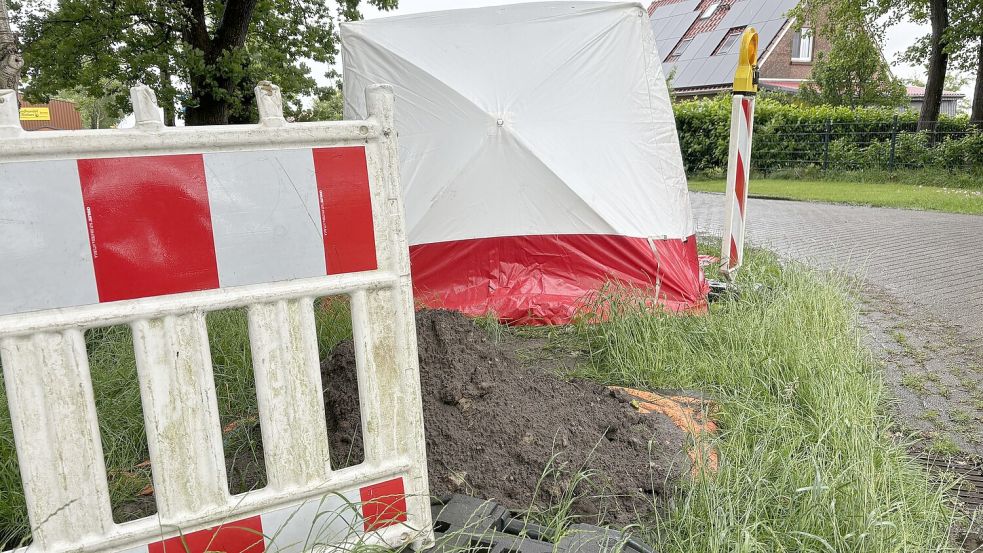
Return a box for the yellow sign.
[19,107,52,121]
[733,27,759,94]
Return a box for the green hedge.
[673,96,983,176]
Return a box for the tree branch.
[212,0,259,53]
[181,0,209,51]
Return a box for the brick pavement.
[690,192,983,337]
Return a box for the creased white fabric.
[342,2,694,246]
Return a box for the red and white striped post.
[720,28,759,281]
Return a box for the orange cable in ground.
[609,386,719,476]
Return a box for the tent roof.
[342,2,694,245]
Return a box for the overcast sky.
[330,0,973,100]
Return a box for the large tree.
[0,0,23,90]
[13,0,396,125]
[948,0,982,124]
[917,0,950,130]
[798,26,907,108]
[794,0,958,129]
[973,38,983,124]
[902,0,982,123]
[790,1,906,108]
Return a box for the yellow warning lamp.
[733,27,759,94]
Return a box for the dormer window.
[700,1,721,19]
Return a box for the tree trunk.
[160,65,176,126]
[181,0,259,126]
[972,36,983,126]
[918,0,950,131]
[185,90,231,126]
[163,100,176,127]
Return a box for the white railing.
[0,82,433,553]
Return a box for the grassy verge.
[558,248,959,551]
[689,178,983,215]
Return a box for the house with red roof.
[649,0,966,114]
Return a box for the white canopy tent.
[342,2,707,324]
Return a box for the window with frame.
[665,38,693,62]
[792,28,814,62]
[714,27,746,55]
[699,1,721,19]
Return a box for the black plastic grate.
[918,454,983,510]
[428,495,656,553]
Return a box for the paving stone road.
[690,192,983,337]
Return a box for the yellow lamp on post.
[733,27,759,94]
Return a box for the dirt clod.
[321,310,688,525]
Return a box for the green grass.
[689,178,983,215]
[0,298,353,547]
[563,248,958,551]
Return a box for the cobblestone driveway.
[690,192,983,337]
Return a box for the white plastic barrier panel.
[0,82,433,553]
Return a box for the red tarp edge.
[410,234,709,325]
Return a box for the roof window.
[665,37,693,62]
[700,1,721,19]
[714,27,746,55]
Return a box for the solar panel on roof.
[668,0,700,17]
[694,29,729,57]
[651,0,801,91]
[651,10,701,41]
[687,34,715,61]
[719,1,752,28]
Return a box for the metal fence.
[750,118,983,174]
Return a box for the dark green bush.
[673,96,981,177]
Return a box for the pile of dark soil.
[321,310,688,525]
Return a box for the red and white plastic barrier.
[0,83,433,553]
[720,94,755,279]
[117,478,408,553]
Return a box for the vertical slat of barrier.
[358,85,433,547]
[248,298,332,490]
[347,289,392,464]
[0,331,115,548]
[131,313,229,520]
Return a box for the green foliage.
[901,0,982,74]
[53,83,127,129]
[292,87,344,122]
[789,1,906,109]
[13,0,397,124]
[800,32,907,108]
[673,96,983,175]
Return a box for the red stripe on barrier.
[313,147,378,275]
[78,154,220,303]
[359,478,408,532]
[729,238,739,268]
[735,152,746,217]
[742,98,751,129]
[148,515,265,553]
